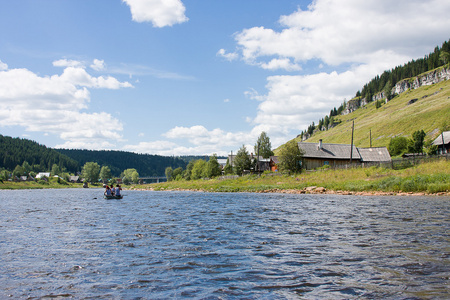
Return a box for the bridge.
[139,176,167,184]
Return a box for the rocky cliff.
[392,67,450,95]
[343,66,449,115]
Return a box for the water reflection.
[0,189,448,299]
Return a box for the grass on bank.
[2,159,449,194]
[136,159,450,194]
[0,178,100,190]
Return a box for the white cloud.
[217,49,238,61]
[232,0,450,69]
[53,59,84,68]
[123,0,188,27]
[90,59,105,71]
[0,60,8,71]
[260,58,301,71]
[60,67,133,89]
[0,60,132,149]
[128,125,253,156]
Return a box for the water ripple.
[0,189,449,299]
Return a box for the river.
[0,189,448,299]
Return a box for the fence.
[333,153,450,170]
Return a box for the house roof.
[357,147,391,162]
[36,172,50,178]
[298,142,361,160]
[433,131,450,146]
[270,156,279,164]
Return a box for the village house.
[20,175,35,182]
[269,156,279,172]
[69,175,81,183]
[227,154,272,172]
[432,131,450,154]
[298,140,391,170]
[35,172,50,179]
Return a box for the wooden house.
[298,140,360,170]
[298,140,391,170]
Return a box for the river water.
[0,189,448,299]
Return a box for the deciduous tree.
[165,166,174,181]
[122,168,139,184]
[82,162,100,183]
[388,136,408,156]
[234,145,251,176]
[191,159,207,180]
[100,166,112,182]
[205,154,221,178]
[278,140,303,174]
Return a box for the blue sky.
[0,0,449,156]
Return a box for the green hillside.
[0,134,79,173]
[276,78,450,152]
[56,149,187,177]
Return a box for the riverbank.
[2,159,449,195]
[129,159,450,196]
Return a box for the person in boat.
[115,184,122,197]
[104,185,112,196]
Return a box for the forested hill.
[56,149,187,177]
[0,134,79,173]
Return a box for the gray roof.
[357,147,391,162]
[298,142,360,160]
[433,131,450,146]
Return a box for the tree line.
[0,134,79,173]
[164,132,304,181]
[56,149,187,177]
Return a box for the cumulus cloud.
[123,0,188,27]
[233,0,450,68]
[0,59,132,149]
[90,59,105,71]
[124,125,253,156]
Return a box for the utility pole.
[370,129,372,148]
[350,120,354,164]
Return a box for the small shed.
[357,147,391,163]
[432,131,450,154]
[69,176,81,183]
[269,156,279,172]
